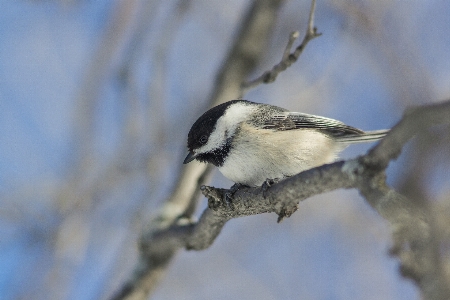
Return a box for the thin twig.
[242,0,321,90]
[283,31,300,60]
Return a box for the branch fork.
[243,0,322,89]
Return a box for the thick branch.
[139,98,450,300]
[359,177,450,300]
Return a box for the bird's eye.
[199,135,208,144]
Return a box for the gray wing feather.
[334,129,389,144]
[262,112,365,137]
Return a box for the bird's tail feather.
[336,129,389,144]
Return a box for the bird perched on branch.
[184,100,388,187]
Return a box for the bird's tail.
[336,129,389,144]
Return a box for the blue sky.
[1,1,449,299]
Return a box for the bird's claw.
[203,183,248,210]
[262,178,281,197]
[223,183,245,209]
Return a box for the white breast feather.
[219,123,343,186]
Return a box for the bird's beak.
[183,151,197,164]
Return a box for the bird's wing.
[261,112,364,137]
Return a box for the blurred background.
[1,0,450,299]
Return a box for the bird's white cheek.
[196,131,225,154]
[197,103,256,154]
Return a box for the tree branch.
[139,98,450,299]
[358,176,450,300]
[110,1,286,299]
[111,2,450,299]
[363,100,450,169]
[242,0,321,90]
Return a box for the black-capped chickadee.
[184,100,388,187]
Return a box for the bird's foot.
[262,177,285,198]
[224,183,246,208]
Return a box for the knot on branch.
[201,185,232,210]
[275,204,298,223]
[201,181,298,223]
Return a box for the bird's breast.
[218,123,340,186]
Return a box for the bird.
[183,100,388,187]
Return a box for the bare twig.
[242,0,321,90]
[139,99,450,300]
